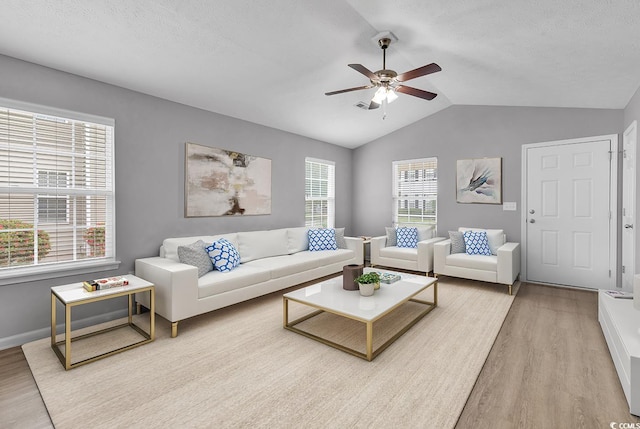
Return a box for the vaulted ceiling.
[1,1,639,148]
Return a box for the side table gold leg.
[50,293,56,347]
[128,294,133,324]
[283,297,289,328]
[149,288,155,340]
[65,304,71,370]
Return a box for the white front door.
[623,121,637,290]
[524,136,616,289]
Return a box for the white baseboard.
[0,308,129,351]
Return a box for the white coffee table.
[50,275,155,370]
[283,269,437,361]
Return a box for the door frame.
[520,134,618,287]
[623,121,637,289]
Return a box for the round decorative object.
[359,283,375,296]
[343,264,363,291]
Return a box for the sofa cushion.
[162,233,238,262]
[385,227,397,246]
[459,228,505,255]
[247,253,320,279]
[206,238,241,272]
[287,227,309,253]
[445,253,497,271]
[379,246,418,262]
[177,240,213,277]
[449,231,466,254]
[197,265,271,298]
[463,230,492,255]
[308,228,337,251]
[237,229,289,262]
[396,227,418,248]
[298,249,353,265]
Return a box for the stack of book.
[377,272,401,284]
[83,276,129,292]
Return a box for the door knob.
[529,209,535,214]
[529,219,535,223]
[625,224,634,229]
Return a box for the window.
[305,158,335,228]
[393,158,437,227]
[0,98,115,278]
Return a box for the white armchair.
[433,227,520,294]
[370,226,445,275]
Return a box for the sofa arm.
[417,237,447,272]
[370,236,386,266]
[433,239,452,275]
[497,242,520,285]
[135,257,199,322]
[344,236,364,265]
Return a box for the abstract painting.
[456,158,502,204]
[185,143,271,217]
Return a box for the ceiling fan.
[325,36,441,110]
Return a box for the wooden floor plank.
[457,282,640,428]
[0,347,52,428]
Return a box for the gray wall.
[624,86,640,273]
[0,54,353,346]
[352,105,623,242]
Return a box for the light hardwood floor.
[1,282,637,428]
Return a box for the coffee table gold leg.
[149,289,155,340]
[65,304,71,370]
[283,297,289,328]
[128,294,133,324]
[434,279,438,306]
[366,321,373,361]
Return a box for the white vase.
[359,283,375,296]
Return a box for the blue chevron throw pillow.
[463,230,492,256]
[308,228,338,251]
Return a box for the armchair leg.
[508,284,512,295]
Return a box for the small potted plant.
[354,271,380,296]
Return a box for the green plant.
[354,272,380,284]
[0,219,51,267]
[84,224,106,257]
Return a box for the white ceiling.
[1,1,639,148]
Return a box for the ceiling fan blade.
[368,100,380,110]
[395,85,438,100]
[325,85,373,96]
[348,64,378,80]
[396,63,441,82]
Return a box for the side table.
[51,274,155,370]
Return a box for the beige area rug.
[23,277,517,429]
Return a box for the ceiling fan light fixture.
[372,87,387,104]
[386,88,398,103]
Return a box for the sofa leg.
[171,321,178,338]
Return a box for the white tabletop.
[51,274,153,304]
[284,269,436,322]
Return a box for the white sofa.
[370,226,446,275]
[135,227,363,337]
[433,227,520,294]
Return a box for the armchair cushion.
[459,227,504,255]
[379,246,418,262]
[463,230,492,256]
[385,227,397,246]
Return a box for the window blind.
[392,157,438,227]
[0,101,115,273]
[305,158,335,228]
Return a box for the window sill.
[0,260,121,286]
